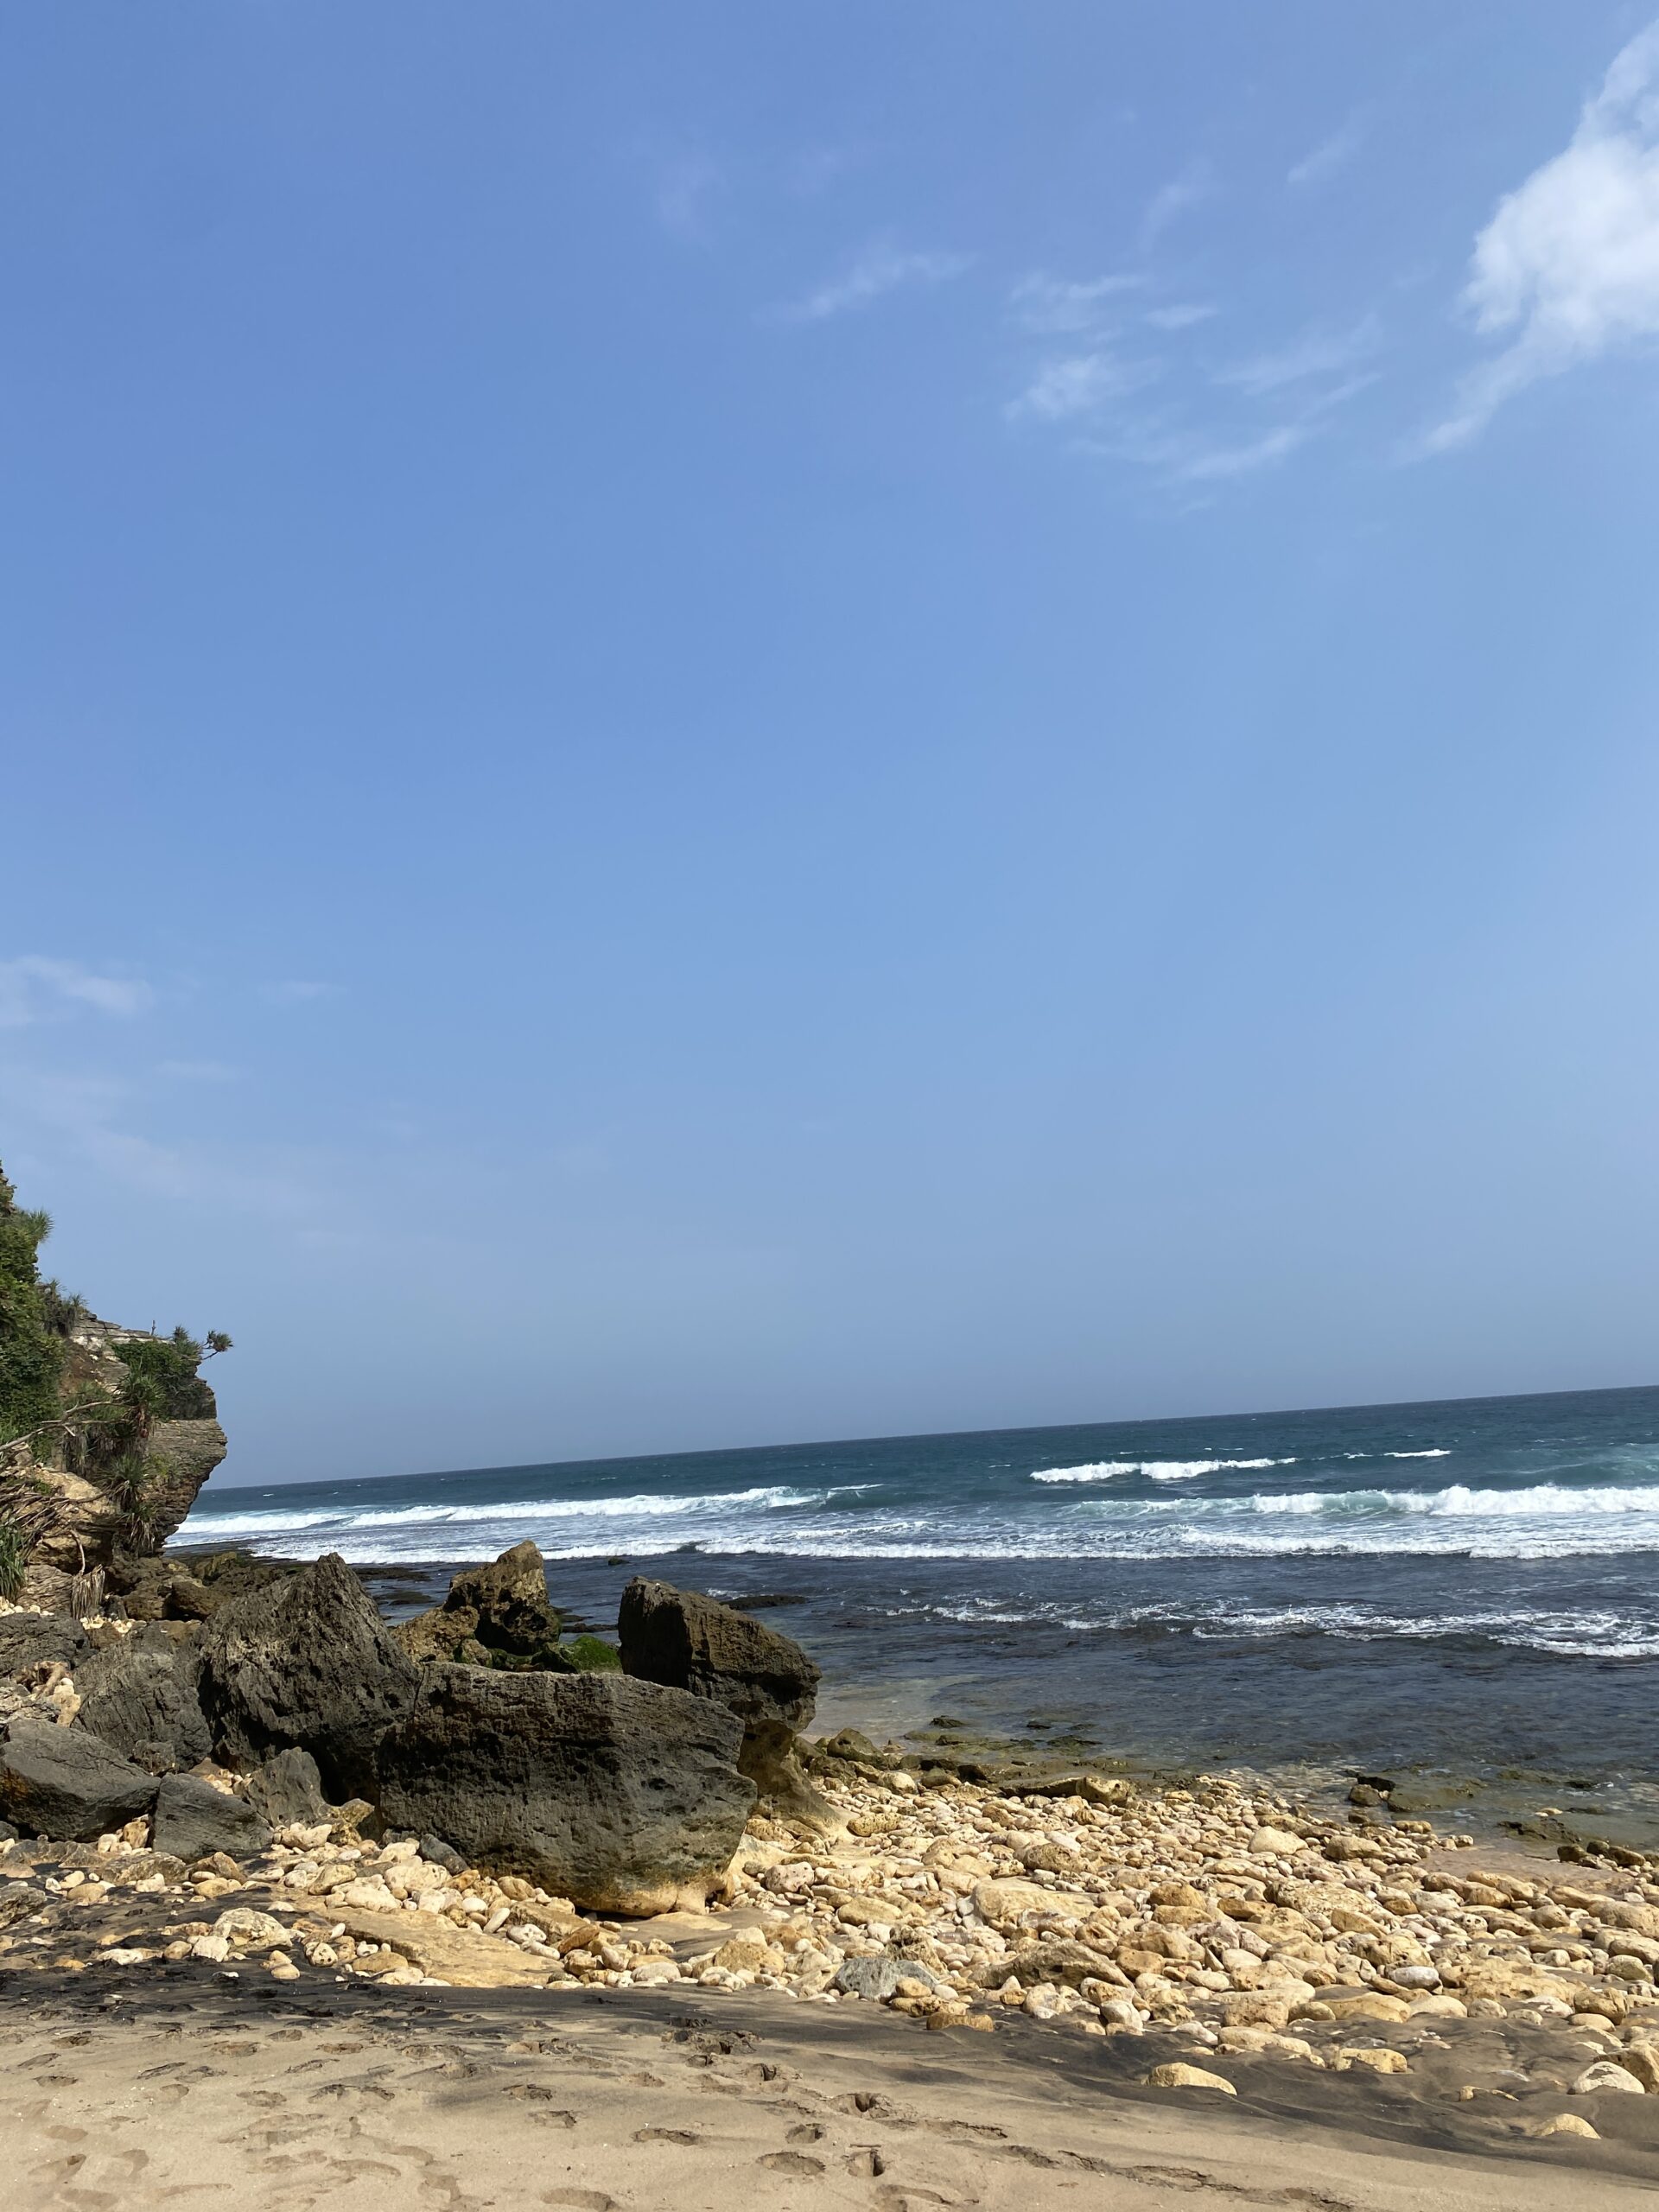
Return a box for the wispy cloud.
[1139,162,1211,252]
[1010,272,1141,334]
[1217,316,1381,397]
[1006,349,1152,423]
[776,242,972,323]
[0,957,153,1029]
[1287,122,1365,189]
[1421,21,1659,453]
[1091,418,1313,486]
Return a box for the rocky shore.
[2,1538,1659,2178]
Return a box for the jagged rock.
[151,1771,272,1862]
[197,1553,419,1800]
[618,1578,833,1827]
[394,1541,561,1665]
[375,1663,755,1915]
[73,1633,211,1773]
[245,1746,328,1827]
[0,1613,88,1682]
[0,1717,159,1839]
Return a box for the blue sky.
[7,5,1659,1484]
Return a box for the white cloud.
[1145,302,1217,331]
[1101,420,1313,485]
[777,242,971,322]
[1287,123,1364,190]
[1140,162,1211,251]
[1006,350,1150,423]
[0,957,153,1029]
[1010,272,1141,334]
[1424,22,1659,452]
[1217,316,1381,397]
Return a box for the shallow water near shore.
[185,1382,1659,1850]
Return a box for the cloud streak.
[1423,21,1659,452]
[0,957,153,1029]
[1287,123,1364,190]
[777,242,971,322]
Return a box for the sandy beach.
[7,1732,1659,2207]
[6,1958,1656,2211]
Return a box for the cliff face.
[26,1314,227,1573]
[0,1161,228,1603]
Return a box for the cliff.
[0,1160,228,1604]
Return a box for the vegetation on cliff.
[0,1159,230,1595]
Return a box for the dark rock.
[0,1613,88,1682]
[832,1955,944,2001]
[72,1637,212,1774]
[618,1578,832,1827]
[150,1772,272,1862]
[0,1718,159,1839]
[197,1552,419,1800]
[375,1663,755,1915]
[244,1746,328,1828]
[0,1880,46,1927]
[0,1818,16,1842]
[419,1832,465,1872]
[394,1541,561,1666]
[817,1727,881,1764]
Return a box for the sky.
[6,4,1659,1486]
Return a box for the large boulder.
[73,1634,212,1773]
[375,1664,755,1916]
[0,1613,88,1682]
[394,1541,561,1665]
[196,1553,419,1800]
[618,1579,832,1827]
[0,1717,158,1839]
[150,1772,272,1862]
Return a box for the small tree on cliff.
[0,1157,232,1590]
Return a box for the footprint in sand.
[632,2127,699,2145]
[541,2192,616,2210]
[758,2151,825,2175]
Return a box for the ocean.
[181,1384,1659,1847]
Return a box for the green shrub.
[0,1166,66,1445]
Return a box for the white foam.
[1028,1462,1139,1484]
[183,1484,824,1541]
[1385,1448,1452,1459]
[1029,1457,1294,1484]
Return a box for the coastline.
[7,1537,1659,2201]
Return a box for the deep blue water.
[184,1386,1659,1821]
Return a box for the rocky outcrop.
[375,1664,755,1915]
[0,1715,160,1839]
[393,1540,562,1666]
[73,1633,212,1774]
[618,1578,833,1828]
[197,1553,418,1800]
[18,1318,227,1579]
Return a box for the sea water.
[182,1384,1659,1840]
